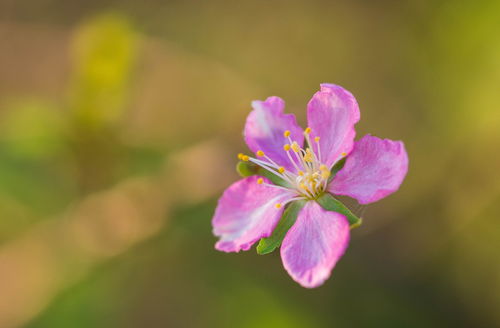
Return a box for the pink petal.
[244,96,304,172]
[212,176,295,252]
[307,84,360,167]
[329,134,409,204]
[280,201,350,288]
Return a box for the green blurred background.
[0,0,499,327]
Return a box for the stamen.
[281,196,307,206]
[275,203,282,209]
[285,149,302,173]
[303,148,314,162]
[248,158,290,182]
[315,137,322,162]
[299,182,314,199]
[262,154,283,172]
[249,156,279,171]
[302,129,320,169]
[288,196,306,202]
[341,152,347,157]
[261,181,293,192]
[291,145,309,171]
[319,165,330,189]
[237,126,332,200]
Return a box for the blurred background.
[0,0,499,327]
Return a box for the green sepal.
[236,161,289,187]
[236,161,257,177]
[316,193,362,228]
[328,157,346,183]
[256,200,307,255]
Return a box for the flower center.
[239,128,347,203]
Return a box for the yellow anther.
[241,155,249,161]
[341,152,347,157]
[314,136,320,142]
[283,130,291,137]
[304,127,311,134]
[275,203,282,209]
[257,178,264,184]
[298,170,304,176]
[321,170,331,179]
[256,150,265,157]
[319,164,328,171]
[283,144,291,151]
[237,153,244,160]
[278,167,285,173]
[291,142,301,153]
[303,148,314,162]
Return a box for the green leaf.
[316,193,362,228]
[328,157,346,182]
[236,161,289,187]
[257,200,306,255]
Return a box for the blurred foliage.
[0,0,499,327]
[0,100,66,159]
[0,13,159,243]
[69,13,137,128]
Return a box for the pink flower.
[212,84,408,288]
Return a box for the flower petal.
[329,134,409,204]
[307,84,360,167]
[280,201,350,288]
[212,176,295,252]
[244,96,304,172]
